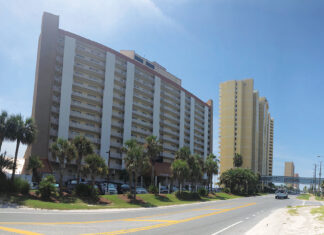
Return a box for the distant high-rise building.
[284,162,295,177]
[22,12,213,182]
[219,79,274,175]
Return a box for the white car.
[136,187,148,194]
[275,189,288,199]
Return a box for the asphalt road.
[0,194,322,235]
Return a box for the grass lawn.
[315,196,324,201]
[0,192,243,210]
[287,207,299,216]
[311,206,324,220]
[296,194,310,200]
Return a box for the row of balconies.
[115,59,127,69]
[76,45,106,59]
[133,101,153,112]
[73,81,103,94]
[69,121,101,133]
[74,71,104,86]
[133,109,152,120]
[70,110,101,123]
[74,63,105,77]
[72,91,102,103]
[75,53,105,68]
[135,77,154,89]
[132,118,152,129]
[68,132,101,144]
[132,126,152,136]
[134,84,154,97]
[71,100,102,113]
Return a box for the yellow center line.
[0,226,43,235]
[82,203,256,235]
[0,202,236,226]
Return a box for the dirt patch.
[246,206,324,235]
[118,194,147,205]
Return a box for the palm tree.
[50,138,76,196]
[6,115,37,180]
[72,136,93,184]
[144,135,162,186]
[82,154,108,186]
[0,110,8,151]
[0,152,14,177]
[233,153,243,168]
[27,155,43,183]
[188,154,204,191]
[205,153,219,192]
[122,139,148,199]
[171,159,189,192]
[175,146,191,161]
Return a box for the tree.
[50,138,76,196]
[122,139,149,199]
[205,153,219,192]
[144,135,162,186]
[0,110,8,151]
[233,153,243,168]
[27,155,43,183]
[6,115,37,181]
[0,152,14,177]
[175,146,191,161]
[82,154,108,186]
[220,168,259,195]
[188,154,204,191]
[171,159,189,192]
[72,136,93,184]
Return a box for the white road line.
[211,221,243,235]
[302,200,306,206]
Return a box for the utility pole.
[314,164,317,194]
[318,156,323,196]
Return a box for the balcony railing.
[71,100,102,113]
[69,122,101,133]
[72,91,102,103]
[69,132,100,144]
[70,110,101,123]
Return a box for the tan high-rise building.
[219,79,274,175]
[284,162,295,177]
[22,12,213,181]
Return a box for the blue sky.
[0,0,323,177]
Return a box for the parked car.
[106,184,118,195]
[121,184,130,193]
[136,187,148,194]
[275,189,288,199]
[160,186,169,194]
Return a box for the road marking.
[0,226,43,235]
[210,221,243,235]
[82,203,256,235]
[0,202,236,226]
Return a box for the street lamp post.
[106,150,111,182]
[318,156,323,196]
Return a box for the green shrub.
[148,185,158,194]
[38,175,56,200]
[223,187,230,193]
[0,176,29,194]
[176,191,201,200]
[75,184,98,199]
[198,188,208,197]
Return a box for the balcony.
[163,144,178,152]
[111,121,124,129]
[70,110,101,123]
[75,63,105,76]
[162,112,179,124]
[110,141,123,148]
[161,91,180,104]
[51,106,59,113]
[75,54,105,68]
[116,59,126,69]
[69,132,100,144]
[161,136,178,145]
[161,119,179,130]
[73,82,103,94]
[134,84,153,97]
[69,122,101,133]
[111,131,123,138]
[133,92,153,104]
[52,95,60,103]
[71,100,102,113]
[115,68,127,77]
[133,101,153,112]
[133,109,152,120]
[49,129,58,136]
[72,91,102,103]
[74,71,104,85]
[135,70,154,82]
[161,128,178,137]
[161,104,179,116]
[53,85,61,93]
[134,77,154,89]
[50,117,58,125]
[112,111,124,119]
[112,102,124,111]
[161,97,180,109]
[161,85,179,97]
[131,126,151,136]
[132,118,152,129]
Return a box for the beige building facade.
[23,12,213,181]
[219,79,274,175]
[284,162,295,177]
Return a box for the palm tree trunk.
[77,157,82,184]
[151,163,155,186]
[59,166,64,196]
[133,172,137,199]
[11,140,20,181]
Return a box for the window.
[135,55,144,63]
[146,61,155,69]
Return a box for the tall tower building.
[284,162,295,177]
[219,79,273,175]
[22,12,213,181]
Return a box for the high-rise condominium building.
[22,12,213,182]
[219,79,274,175]
[284,162,295,177]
